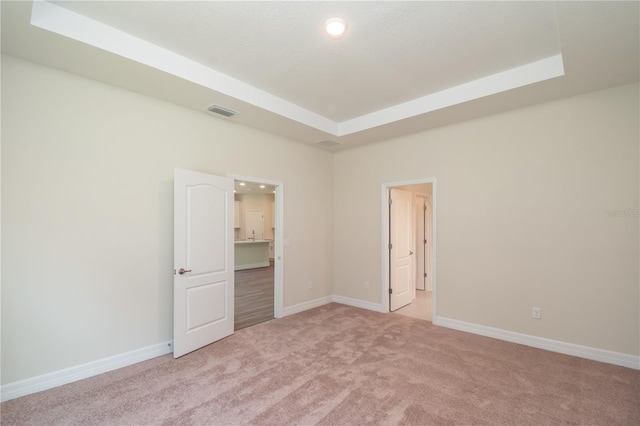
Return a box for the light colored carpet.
[394,290,432,321]
[2,303,638,425]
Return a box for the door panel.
[187,185,227,272]
[390,188,415,311]
[186,282,226,331]
[174,169,234,358]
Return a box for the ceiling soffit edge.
[31,0,565,140]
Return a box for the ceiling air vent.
[315,140,341,147]
[207,104,238,117]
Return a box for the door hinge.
[389,288,393,295]
[423,204,427,212]
[388,243,393,250]
[388,197,392,205]
[173,269,176,276]
[424,272,427,278]
[424,239,427,245]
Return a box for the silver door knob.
[178,268,192,275]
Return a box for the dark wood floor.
[234,263,274,330]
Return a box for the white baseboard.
[435,316,640,370]
[282,296,333,317]
[234,262,270,271]
[281,294,385,318]
[1,341,173,402]
[6,304,637,403]
[332,295,386,313]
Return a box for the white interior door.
[174,169,234,358]
[246,210,264,240]
[415,197,426,291]
[390,188,415,311]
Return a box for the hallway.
[234,263,275,330]
[394,290,432,322]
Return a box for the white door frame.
[381,178,437,320]
[424,194,433,292]
[415,195,426,291]
[228,174,284,319]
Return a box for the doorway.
[382,179,435,322]
[231,176,284,330]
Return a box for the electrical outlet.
[364,281,370,290]
[308,281,313,289]
[532,307,541,319]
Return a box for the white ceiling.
[2,1,638,151]
[234,180,276,195]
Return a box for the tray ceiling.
[2,1,638,151]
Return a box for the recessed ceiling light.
[325,17,347,38]
[260,185,266,189]
[239,182,246,186]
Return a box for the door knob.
[178,268,192,275]
[409,251,414,255]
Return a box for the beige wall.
[2,54,638,387]
[334,83,639,356]
[1,56,334,384]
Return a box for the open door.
[174,169,234,358]
[389,188,415,311]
